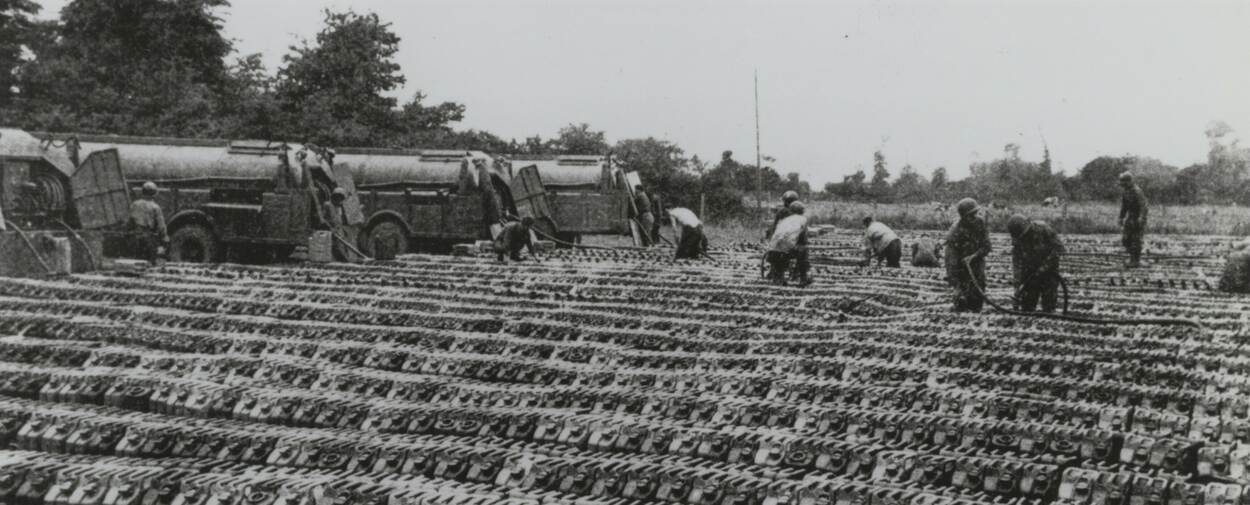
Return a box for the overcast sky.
[36,0,1250,185]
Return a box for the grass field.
[720,199,1250,237]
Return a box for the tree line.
[2,1,1246,222]
[826,124,1250,208]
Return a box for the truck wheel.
[169,224,218,263]
[361,221,409,260]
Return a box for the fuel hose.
[962,258,1203,329]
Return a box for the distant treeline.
[824,130,1250,207]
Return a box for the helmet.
[956,198,979,217]
[331,187,346,201]
[862,216,874,227]
[521,216,535,227]
[1007,214,1030,238]
[782,191,799,205]
[142,181,157,195]
[788,200,805,214]
[1119,172,1134,183]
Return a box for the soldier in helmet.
[1008,214,1066,313]
[1119,172,1149,268]
[861,216,902,268]
[766,200,812,286]
[910,237,941,268]
[633,185,655,246]
[128,181,168,264]
[944,198,992,312]
[494,216,540,262]
[668,207,709,260]
[766,190,801,240]
[321,187,357,262]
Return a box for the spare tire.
[168,224,218,263]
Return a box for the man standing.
[129,181,168,264]
[494,216,540,262]
[944,198,991,312]
[910,237,940,268]
[1008,214,1066,313]
[634,185,655,246]
[1119,172,1149,268]
[668,207,708,260]
[766,191,800,240]
[321,187,358,262]
[861,216,902,268]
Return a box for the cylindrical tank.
[60,134,494,190]
[64,134,292,181]
[37,132,608,191]
[507,155,610,189]
[332,147,488,188]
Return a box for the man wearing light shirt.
[862,216,902,268]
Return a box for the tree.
[1003,143,1021,160]
[214,53,281,139]
[931,167,948,193]
[970,148,1062,204]
[396,92,466,134]
[613,137,696,208]
[275,10,464,146]
[870,150,892,201]
[1076,155,1179,203]
[828,169,867,200]
[0,0,40,106]
[550,123,610,154]
[892,164,929,202]
[689,155,708,175]
[5,0,241,136]
[277,10,403,145]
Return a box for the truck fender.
[364,210,411,236]
[167,209,217,235]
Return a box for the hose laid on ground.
[4,220,55,275]
[1010,264,1071,315]
[1063,251,1210,261]
[963,258,1203,329]
[53,219,100,271]
[530,227,649,252]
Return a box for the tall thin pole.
[754,69,762,211]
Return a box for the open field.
[730,199,1250,237]
[0,229,1246,503]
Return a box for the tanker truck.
[30,131,360,263]
[504,154,633,244]
[21,131,638,263]
[306,150,634,257]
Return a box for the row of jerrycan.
[4,370,1245,480]
[13,404,1250,505]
